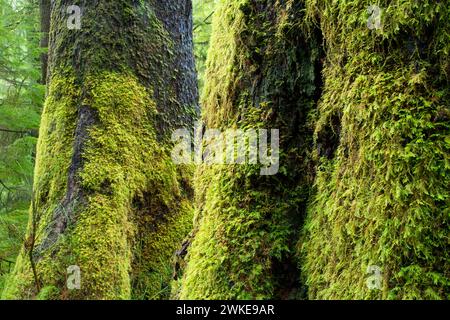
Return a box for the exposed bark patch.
[317,112,342,160]
[34,103,97,259]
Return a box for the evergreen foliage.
[0,0,43,292]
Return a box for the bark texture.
[39,0,51,85]
[3,0,198,300]
[301,0,449,299]
[178,0,322,299]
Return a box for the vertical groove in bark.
[178,0,322,299]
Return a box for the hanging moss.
[301,0,449,299]
[1,74,79,299]
[178,0,321,299]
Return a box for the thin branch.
[0,180,12,191]
[0,128,38,137]
[193,10,214,32]
[28,190,41,292]
[0,128,29,134]
[0,257,13,264]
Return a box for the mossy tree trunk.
[39,0,50,85]
[178,0,322,299]
[3,0,198,300]
[301,0,449,299]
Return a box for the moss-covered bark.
[39,0,50,85]
[2,0,198,300]
[178,0,322,299]
[301,0,449,299]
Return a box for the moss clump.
[179,0,321,299]
[2,74,79,299]
[132,199,194,300]
[3,0,197,300]
[301,0,449,299]
[3,72,193,299]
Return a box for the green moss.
[301,0,449,299]
[0,207,30,293]
[179,0,320,299]
[37,285,60,300]
[2,74,79,299]
[132,199,193,300]
[2,0,199,299]
[3,71,193,299]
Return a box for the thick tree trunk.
[3,0,197,300]
[302,0,449,299]
[178,0,322,299]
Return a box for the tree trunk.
[178,0,322,299]
[3,0,198,300]
[302,0,449,299]
[39,0,50,85]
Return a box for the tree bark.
[178,0,322,299]
[3,0,198,300]
[302,0,449,299]
[39,0,50,85]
